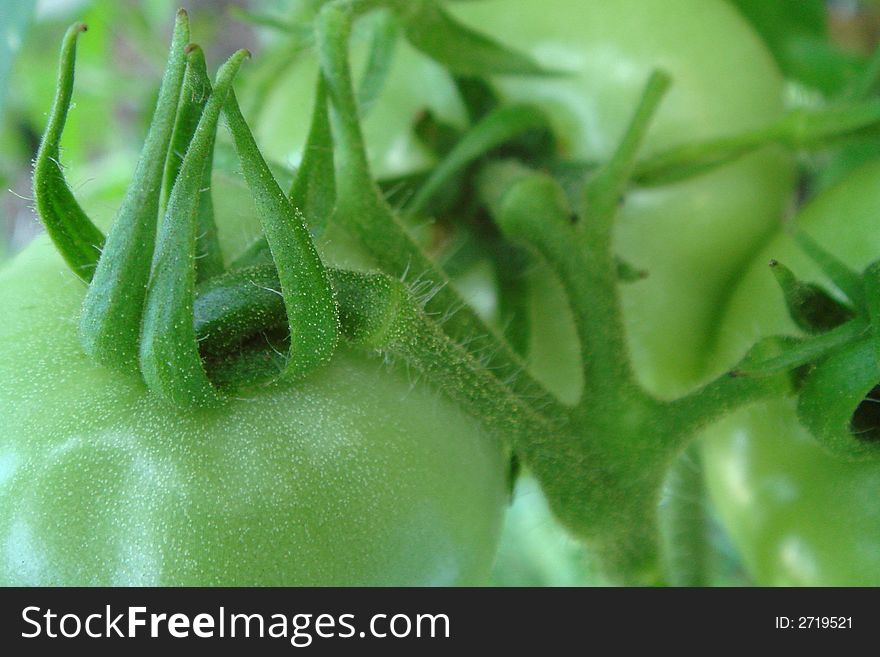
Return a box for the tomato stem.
[315,1,564,414]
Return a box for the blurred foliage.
[0,0,36,125]
[490,477,605,587]
[729,0,863,96]
[0,0,257,256]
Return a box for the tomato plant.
[701,159,880,586]
[7,0,880,588]
[0,238,508,586]
[443,0,795,401]
[0,11,510,586]
[250,0,796,400]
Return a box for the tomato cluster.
[3,0,880,586]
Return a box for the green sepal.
[140,49,249,407]
[733,320,867,377]
[79,10,190,369]
[793,230,865,307]
[239,75,337,265]
[769,259,853,334]
[224,89,340,381]
[405,104,551,216]
[33,22,105,281]
[288,76,336,235]
[798,337,880,459]
[162,44,224,282]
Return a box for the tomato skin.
[448,0,795,400]
[0,237,508,586]
[701,160,880,586]
[703,401,880,586]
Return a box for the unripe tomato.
[701,160,880,586]
[0,236,508,585]
[447,0,795,400]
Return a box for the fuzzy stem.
[332,270,560,445]
[659,364,789,443]
[574,71,670,397]
[315,0,562,413]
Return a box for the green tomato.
[251,1,794,401]
[701,160,880,586]
[0,235,508,586]
[448,0,795,400]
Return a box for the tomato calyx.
[33,12,336,404]
[730,230,880,458]
[32,4,558,459]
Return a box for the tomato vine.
[16,0,880,586]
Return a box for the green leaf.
[405,103,551,216]
[394,0,548,77]
[79,10,190,370]
[140,50,249,407]
[32,22,105,281]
